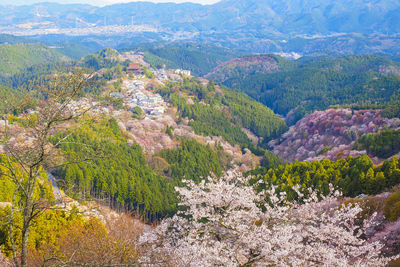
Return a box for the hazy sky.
[1,0,221,6]
[90,0,220,5]
[102,0,220,4]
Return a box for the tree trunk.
[20,209,31,267]
[20,171,37,267]
[20,197,32,267]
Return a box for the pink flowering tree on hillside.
[140,169,398,266]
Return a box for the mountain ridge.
[1,0,400,56]
[1,0,399,35]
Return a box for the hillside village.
[64,50,188,120]
[6,53,400,171]
[5,51,400,171]
[53,53,259,172]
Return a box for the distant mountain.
[2,0,399,35]
[0,0,79,4]
[205,54,285,82]
[210,53,400,83]
[0,34,37,44]
[0,43,67,76]
[0,0,400,55]
[211,54,400,123]
[135,42,244,76]
[214,0,400,35]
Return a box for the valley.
[0,1,400,266]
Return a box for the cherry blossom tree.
[140,169,398,266]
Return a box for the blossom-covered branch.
[140,169,398,266]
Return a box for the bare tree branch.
[0,69,98,267]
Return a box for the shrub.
[343,197,385,221]
[384,190,400,222]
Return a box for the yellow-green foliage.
[0,206,142,265]
[0,159,17,203]
[0,154,54,203]
[143,67,154,79]
[251,155,400,199]
[384,190,400,222]
[6,113,38,128]
[0,207,97,260]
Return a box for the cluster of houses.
[110,59,191,118]
[174,69,191,76]
[151,68,168,80]
[66,98,107,116]
[126,62,186,81]
[110,80,167,117]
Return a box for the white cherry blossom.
[140,169,398,266]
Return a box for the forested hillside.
[0,46,117,96]
[0,34,35,45]
[50,118,176,221]
[157,78,288,150]
[80,47,122,70]
[270,108,400,163]
[382,101,400,119]
[1,0,400,261]
[205,54,287,82]
[0,43,67,76]
[49,118,235,221]
[158,138,225,183]
[1,42,400,266]
[52,42,99,60]
[137,43,243,76]
[217,54,400,124]
[0,61,73,90]
[354,129,400,159]
[250,155,400,199]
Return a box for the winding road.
[47,171,62,199]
